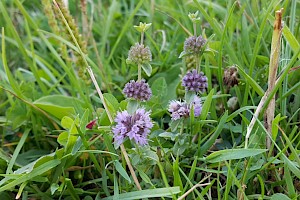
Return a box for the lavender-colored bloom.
[168,100,189,120]
[123,79,152,101]
[127,43,152,65]
[112,108,153,146]
[168,96,202,120]
[184,35,206,54]
[182,69,208,93]
[191,96,202,117]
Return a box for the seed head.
[112,108,153,147]
[223,66,239,87]
[182,69,208,93]
[184,35,206,54]
[127,43,152,65]
[123,79,152,101]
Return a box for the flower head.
[182,69,208,93]
[134,22,152,33]
[126,43,152,65]
[123,79,152,101]
[168,96,202,120]
[188,11,201,23]
[184,35,206,55]
[168,100,190,120]
[112,108,153,147]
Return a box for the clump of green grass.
[0,0,300,199]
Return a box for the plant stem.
[87,67,113,122]
[138,64,142,81]
[264,8,283,149]
[140,31,144,45]
[120,144,142,190]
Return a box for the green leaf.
[199,111,228,157]
[33,95,84,119]
[6,101,27,129]
[71,137,83,155]
[6,129,30,174]
[80,109,89,134]
[178,51,191,58]
[235,65,264,96]
[151,77,167,97]
[271,114,281,140]
[127,99,138,115]
[226,106,257,122]
[270,193,291,200]
[0,159,61,192]
[200,89,214,120]
[173,156,183,192]
[65,178,80,200]
[282,21,300,59]
[206,149,267,163]
[185,91,196,104]
[1,17,23,98]
[284,163,296,198]
[141,63,152,77]
[170,119,182,132]
[51,183,59,195]
[61,116,78,132]
[57,131,70,146]
[137,169,151,184]
[103,93,119,116]
[114,160,131,183]
[101,187,181,200]
[281,152,300,179]
[159,132,177,141]
[78,150,118,157]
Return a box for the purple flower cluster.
[184,35,206,54]
[112,108,153,146]
[168,96,202,120]
[123,79,152,101]
[182,69,208,93]
[127,43,152,65]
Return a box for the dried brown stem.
[264,8,283,149]
[120,144,142,190]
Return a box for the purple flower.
[182,69,208,93]
[184,35,206,54]
[123,79,152,101]
[126,43,152,65]
[168,96,202,120]
[168,100,190,120]
[191,96,202,117]
[112,108,153,146]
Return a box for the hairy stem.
[138,64,142,81]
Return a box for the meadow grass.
[0,0,300,199]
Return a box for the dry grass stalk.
[264,8,283,149]
[245,8,283,149]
